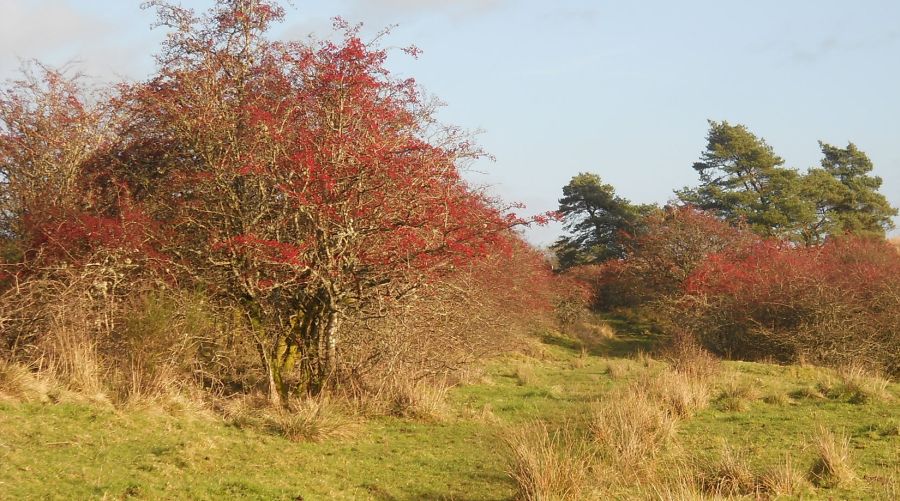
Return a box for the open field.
[1,320,897,500]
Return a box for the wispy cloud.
[790,30,900,64]
[0,0,153,82]
[343,0,508,22]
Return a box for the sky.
[2,0,898,244]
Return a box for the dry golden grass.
[761,454,808,497]
[790,384,826,400]
[715,376,760,412]
[634,350,656,368]
[642,479,729,500]
[819,365,892,404]
[38,322,107,399]
[0,359,44,401]
[387,378,452,421]
[638,369,711,418]
[604,359,632,380]
[809,426,856,488]
[265,400,357,442]
[514,363,537,386]
[224,395,358,442]
[663,337,720,382]
[590,389,678,469]
[505,421,592,501]
[570,347,589,369]
[583,320,616,340]
[695,445,760,497]
[460,402,501,424]
[761,391,791,406]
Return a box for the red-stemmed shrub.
[684,236,900,375]
[587,206,756,310]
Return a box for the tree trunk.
[247,312,286,407]
[322,310,341,387]
[266,297,343,397]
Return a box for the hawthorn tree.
[0,66,125,266]
[612,206,757,305]
[104,0,536,402]
[0,0,544,403]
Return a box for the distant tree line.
[553,120,897,269]
[553,121,899,375]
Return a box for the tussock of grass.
[460,402,500,423]
[504,421,591,501]
[222,395,357,442]
[663,336,720,382]
[761,391,790,406]
[639,369,711,418]
[41,326,107,397]
[819,365,891,404]
[761,454,808,497]
[570,347,589,369]
[790,385,825,400]
[514,363,536,386]
[591,389,677,469]
[0,359,67,404]
[0,359,33,400]
[715,376,760,412]
[642,478,729,500]
[877,418,900,437]
[586,320,616,340]
[809,426,856,488]
[695,445,760,497]
[634,350,655,368]
[388,378,451,421]
[604,359,632,380]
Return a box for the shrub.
[684,236,900,376]
[336,241,563,403]
[590,206,756,311]
[0,0,554,405]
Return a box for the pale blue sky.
[2,0,898,244]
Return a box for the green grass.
[1,323,898,500]
[680,362,900,499]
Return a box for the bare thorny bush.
[0,250,552,418]
[337,264,546,408]
[0,258,227,405]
